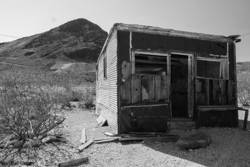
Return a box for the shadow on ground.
[143,122,250,167]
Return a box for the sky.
[0,0,249,61]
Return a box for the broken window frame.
[131,50,171,104]
[196,56,229,80]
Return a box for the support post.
[243,109,249,130]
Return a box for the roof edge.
[97,23,233,64]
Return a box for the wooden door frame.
[170,52,194,119]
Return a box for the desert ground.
[0,67,250,167]
[61,108,250,167]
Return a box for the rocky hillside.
[0,18,107,71]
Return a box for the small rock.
[176,132,211,150]
[69,101,80,108]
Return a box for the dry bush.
[238,72,250,106]
[0,74,65,164]
[82,88,95,109]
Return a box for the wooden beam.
[116,23,231,43]
[205,79,210,105]
[135,59,166,65]
[58,157,89,167]
[121,103,168,109]
[243,109,249,130]
[197,105,236,112]
[78,139,94,152]
[80,128,86,144]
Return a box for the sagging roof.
[98,23,233,63]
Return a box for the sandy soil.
[2,109,249,166]
[62,109,250,167]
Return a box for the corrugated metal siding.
[96,30,118,133]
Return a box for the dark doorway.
[171,54,188,118]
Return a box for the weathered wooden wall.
[132,32,227,55]
[96,30,118,133]
[116,30,237,132]
[120,105,170,133]
[195,42,238,127]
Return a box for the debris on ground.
[96,115,108,126]
[104,132,117,137]
[176,132,212,150]
[119,135,179,143]
[58,157,89,167]
[69,101,80,108]
[78,139,94,152]
[94,137,119,144]
[42,135,67,144]
[80,128,87,144]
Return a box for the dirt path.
[63,109,250,167]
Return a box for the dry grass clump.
[0,73,65,165]
[238,72,250,106]
[0,68,96,108]
[0,67,96,165]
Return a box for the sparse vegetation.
[238,72,250,106]
[0,73,65,164]
[0,67,96,165]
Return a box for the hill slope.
[0,18,107,70]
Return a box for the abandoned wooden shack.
[96,23,238,134]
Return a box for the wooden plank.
[131,51,135,74]
[135,59,167,65]
[161,75,168,101]
[78,139,94,152]
[121,78,131,105]
[228,80,233,104]
[212,80,217,104]
[197,105,236,112]
[104,132,117,137]
[119,136,179,142]
[121,103,168,108]
[129,31,132,60]
[116,24,230,43]
[149,75,155,102]
[94,138,119,144]
[58,157,89,167]
[221,80,227,104]
[80,128,86,144]
[243,109,249,130]
[155,75,161,101]
[141,75,154,102]
[188,55,194,118]
[131,75,141,104]
[205,78,210,105]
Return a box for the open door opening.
[171,54,189,118]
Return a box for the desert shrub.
[0,75,64,163]
[82,87,95,109]
[238,72,250,106]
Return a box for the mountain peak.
[58,18,105,35]
[0,18,108,70]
